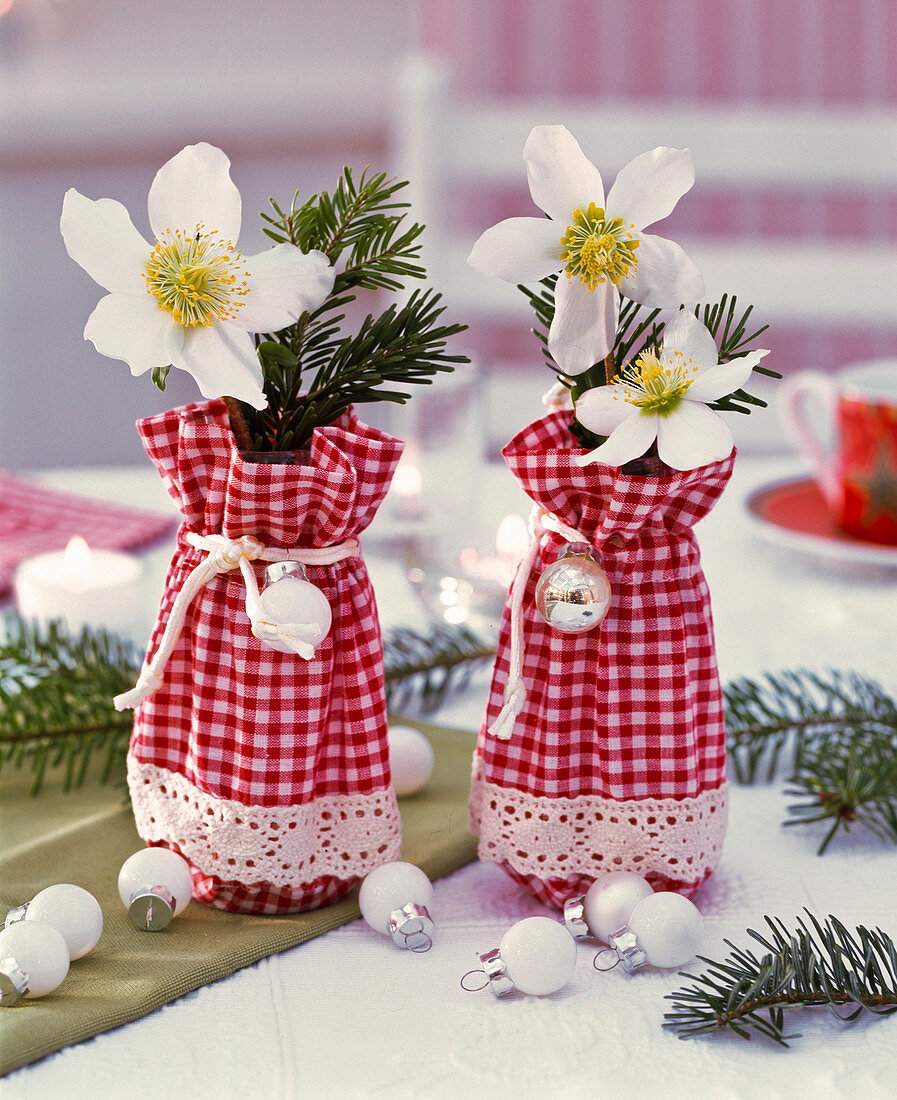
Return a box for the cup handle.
[779,372,839,506]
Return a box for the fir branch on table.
[725,669,897,854]
[0,616,141,795]
[383,623,496,716]
[783,727,897,854]
[0,615,492,795]
[234,168,469,452]
[663,912,897,1046]
[724,669,897,784]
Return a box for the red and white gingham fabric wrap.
[126,398,404,914]
[470,410,734,910]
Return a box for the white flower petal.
[661,309,720,373]
[147,143,241,242]
[687,349,771,401]
[175,322,266,409]
[618,233,704,307]
[656,401,734,470]
[576,410,659,468]
[606,147,695,231]
[467,217,562,282]
[239,245,334,332]
[524,125,605,224]
[548,275,618,375]
[574,384,635,435]
[60,190,149,294]
[83,292,185,375]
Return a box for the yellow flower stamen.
[559,202,639,291]
[145,224,250,327]
[617,348,698,416]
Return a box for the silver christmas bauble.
[534,542,611,634]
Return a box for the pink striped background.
[422,0,897,377]
[424,0,896,104]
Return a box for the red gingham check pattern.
[472,410,734,901]
[0,469,175,598]
[128,399,403,912]
[190,874,355,914]
[152,840,356,915]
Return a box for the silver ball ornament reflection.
[534,542,611,634]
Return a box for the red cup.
[781,360,897,546]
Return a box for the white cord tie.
[541,380,571,409]
[488,505,591,741]
[248,616,325,660]
[114,532,359,711]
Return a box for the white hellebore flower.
[60,142,334,409]
[467,125,704,376]
[575,309,771,472]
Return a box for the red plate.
[746,477,897,568]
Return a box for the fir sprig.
[724,669,897,784]
[236,168,469,451]
[664,912,897,1046]
[698,294,776,416]
[0,616,141,795]
[783,728,897,853]
[0,614,492,794]
[262,289,468,453]
[724,670,897,854]
[518,279,775,397]
[612,297,665,373]
[517,279,778,450]
[383,623,495,715]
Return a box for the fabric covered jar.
[122,398,404,914]
[470,409,732,910]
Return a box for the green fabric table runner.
[0,720,478,1077]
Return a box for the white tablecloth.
[6,456,897,1100]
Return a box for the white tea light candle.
[458,513,529,588]
[391,456,425,520]
[14,536,145,640]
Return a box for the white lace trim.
[470,760,727,884]
[128,760,401,887]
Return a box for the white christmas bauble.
[499,917,577,996]
[25,884,103,960]
[626,892,703,968]
[358,861,433,935]
[387,725,435,796]
[0,921,70,998]
[259,570,332,654]
[583,872,653,944]
[117,848,194,917]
